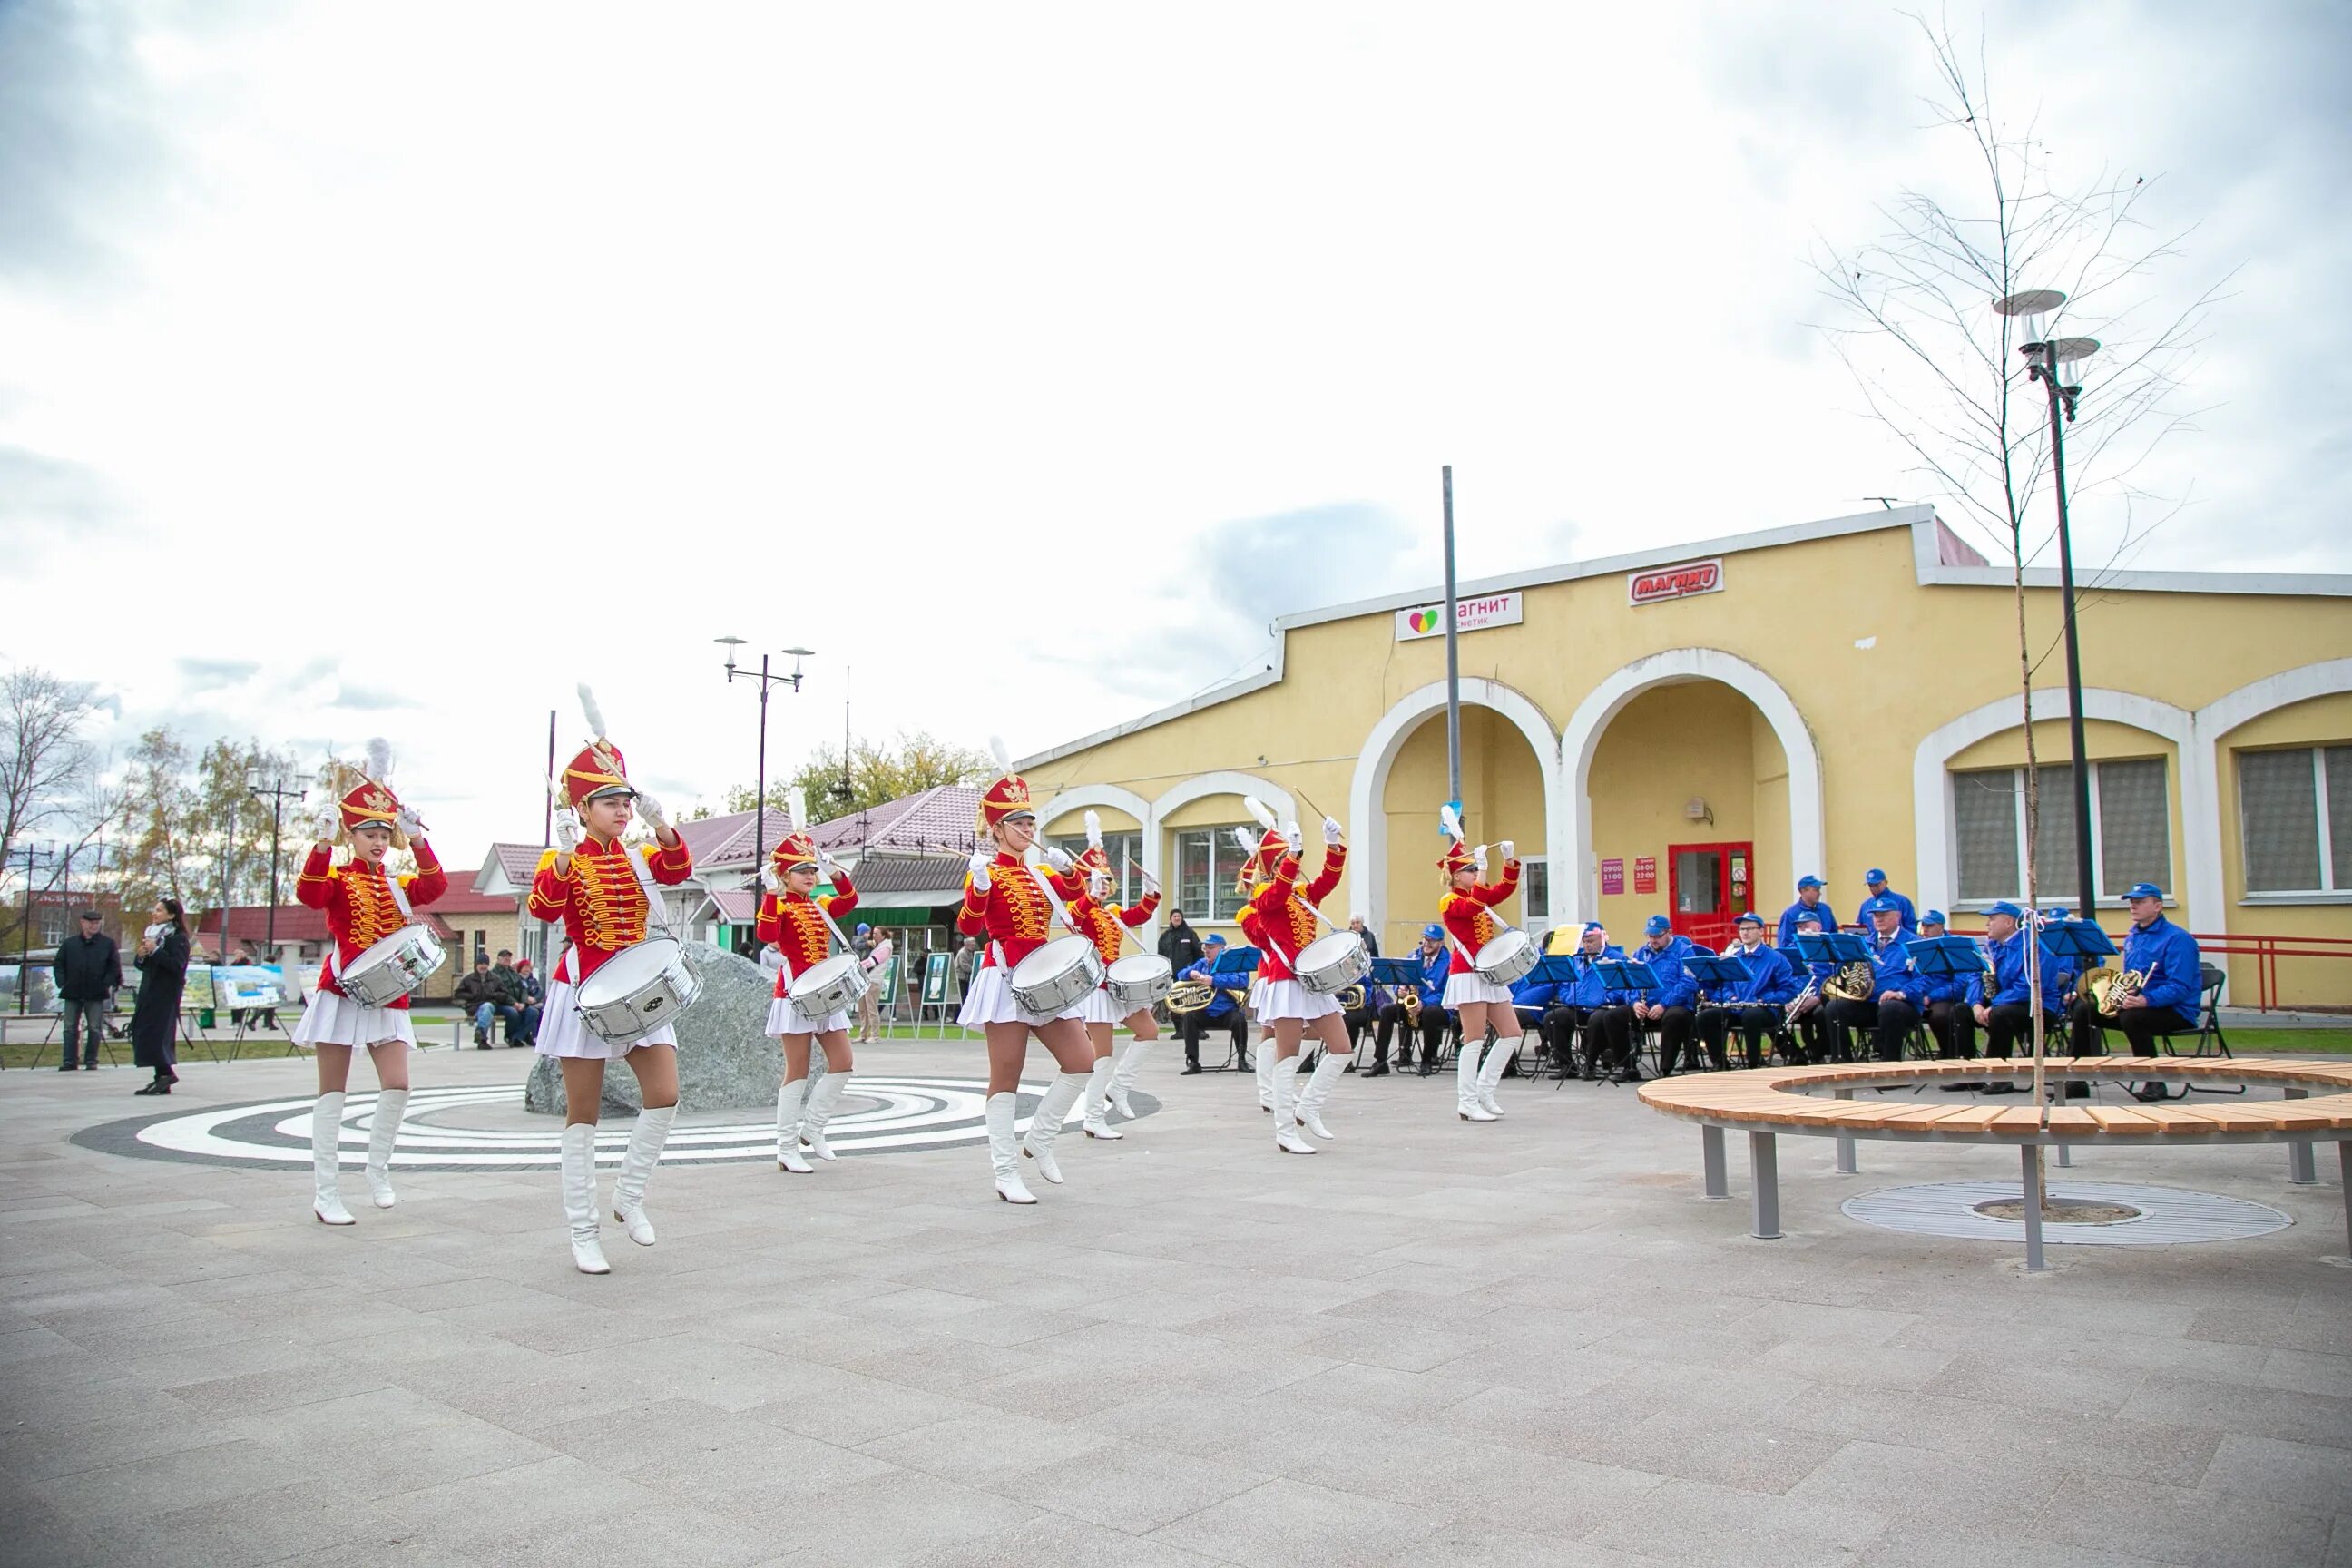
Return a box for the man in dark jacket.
[1157,909,1204,975]
[50,910,120,1070]
[489,950,532,1045]
[453,958,510,1049]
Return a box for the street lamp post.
[717,641,814,934]
[15,840,56,1014]
[1995,289,2102,921]
[246,765,306,960]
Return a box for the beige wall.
[2211,692,2352,1004]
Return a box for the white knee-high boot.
[986,1092,1034,1203]
[1457,1032,1497,1122]
[1108,1036,1148,1117]
[776,1077,812,1173]
[1255,1037,1274,1110]
[1021,1072,1088,1183]
[1272,1054,1316,1154]
[1081,1058,1122,1139]
[1475,1033,1519,1116]
[612,1103,675,1246]
[803,1072,848,1161]
[311,1092,354,1225]
[366,1088,408,1207]
[561,1122,609,1273]
[1295,1052,1348,1140]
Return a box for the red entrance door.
[1668,841,1753,948]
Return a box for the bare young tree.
[0,665,103,869]
[1815,14,2226,1073]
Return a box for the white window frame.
[1047,830,1147,905]
[1520,856,1551,926]
[1171,825,1250,924]
[2238,745,2352,904]
[1948,760,2175,910]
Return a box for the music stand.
[2040,920,2118,963]
[1905,936,1985,1073]
[1683,952,1752,997]
[1795,932,1869,966]
[1193,946,1260,1073]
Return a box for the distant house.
[202,874,525,1003]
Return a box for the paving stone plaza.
[4,1044,2347,1567]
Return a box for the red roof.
[675,808,796,868]
[197,905,456,944]
[426,885,521,915]
[811,786,983,857]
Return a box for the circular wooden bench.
[1636,1056,2352,1268]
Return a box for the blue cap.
[1735,910,1764,927]
[1866,868,1887,885]
[1866,896,1903,916]
[1798,875,1825,890]
[1423,923,1445,940]
[1794,910,1823,926]
[1986,900,2024,920]
[1582,921,1605,935]
[1204,932,1226,946]
[1922,909,1947,926]
[1645,915,1671,936]
[855,923,871,934]
[2124,881,2163,901]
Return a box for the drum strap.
[329,861,416,982]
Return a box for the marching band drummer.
[290,743,448,1227]
[1629,916,1702,1076]
[1693,910,1798,1071]
[1240,806,1351,1153]
[956,761,1096,1204]
[756,828,858,1175]
[1436,823,1524,1122]
[1967,900,2068,1094]
[1062,816,1162,1140]
[533,694,695,1275]
[1370,926,1450,1077]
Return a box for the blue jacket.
[1965,930,2070,1014]
[2122,916,2201,1014]
[1862,930,1919,1004]
[1561,946,1626,1008]
[1627,935,1700,1008]
[1713,940,1798,1005]
[1776,897,1839,946]
[1865,888,1917,931]
[1914,942,1973,1005]
[1178,956,1240,1020]
[1398,946,1450,1011]
[1511,973,1559,1012]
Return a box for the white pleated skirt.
[956,965,1084,1030]
[1078,987,1125,1025]
[1258,978,1342,1023]
[766,995,850,1037]
[1442,971,1515,1008]
[1247,977,1267,1019]
[293,991,417,1049]
[534,976,680,1061]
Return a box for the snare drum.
[338,925,446,1007]
[789,954,868,1015]
[1103,953,1172,1014]
[1293,931,1371,995]
[1474,928,1538,985]
[575,938,702,1045]
[1009,936,1105,1015]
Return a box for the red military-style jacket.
[295,840,449,1007]
[1248,842,1346,983]
[1438,860,1521,960]
[528,832,694,985]
[754,875,858,997]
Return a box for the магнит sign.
[1396,592,1524,642]
[1628,559,1723,606]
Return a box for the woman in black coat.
[131,897,191,1095]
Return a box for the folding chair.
[2161,964,2240,1096]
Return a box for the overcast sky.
[3,1,2345,861]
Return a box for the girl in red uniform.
[531,691,695,1274]
[290,742,447,1226]
[1062,812,1161,1138]
[755,829,858,1174]
[1435,813,1523,1122]
[956,760,1096,1203]
[1240,800,1350,1154]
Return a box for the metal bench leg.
[2340,1142,2351,1258]
[2055,1143,2073,1169]
[1834,1089,1857,1173]
[1748,1131,1781,1240]
[1701,1126,1728,1200]
[2021,1144,2048,1272]
[2287,1089,2316,1185]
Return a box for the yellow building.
[1018,506,2352,1007]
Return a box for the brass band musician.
[1822,896,1926,1063]
[1693,910,1798,1070]
[2064,881,2203,1102]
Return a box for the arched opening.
[1375,707,1551,956]
[1584,681,1786,946]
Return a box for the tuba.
[1166,979,1215,1014]
[1825,959,1876,1002]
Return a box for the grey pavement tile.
[1253,1359,1489,1423]
[77,1480,402,1568]
[901,1511,1236,1566]
[0,1407,230,1483]
[1583,1475,1888,1566]
[1145,1476,1444,1568]
[161,1357,394,1421]
[735,1467,1040,1567]
[1600,1409,1850,1495]
[2119,1373,2352,1450]
[27,1436,308,1522]
[1854,1524,2169,1568]
[226,1386,560,1500]
[856,1410,1113,1486]
[2255,1348,2352,1398]
[1918,1351,2151,1414]
[369,1452,657,1549]
[2031,1472,2336,1568]
[1077,1389,1292,1462]
[0,1490,113,1568]
[740,1367,1003,1448]
[2195,1432,2352,1516]
[995,1433,1270,1531]
[1784,1439,2063,1528]
[1366,1524,1682,1568]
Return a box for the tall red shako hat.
[1238,796,1288,890]
[770,828,819,877]
[561,684,634,810]
[328,739,415,850]
[1436,803,1475,875]
[975,736,1034,840]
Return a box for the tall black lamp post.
[246,764,306,959]
[1995,289,2102,921]
[716,640,814,911]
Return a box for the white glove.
[817,848,836,879]
[310,808,341,845]
[553,809,582,854]
[632,790,668,830]
[1282,820,1301,850]
[1322,816,1342,847]
[396,807,425,841]
[967,849,993,891]
[1474,845,1490,873]
[1044,846,1073,873]
[760,865,779,893]
[1499,839,1515,862]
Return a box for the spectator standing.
[856,925,894,1043]
[1158,908,1204,975]
[50,909,120,1071]
[131,897,191,1094]
[1348,915,1381,960]
[950,936,978,1001]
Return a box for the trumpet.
[1784,973,1821,1019]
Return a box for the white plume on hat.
[1083,809,1102,848]
[1233,825,1261,858]
[364,737,393,782]
[1243,796,1279,832]
[987,734,1012,771]
[578,683,608,740]
[1439,803,1464,841]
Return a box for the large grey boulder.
[524,940,813,1117]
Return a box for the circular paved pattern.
[1841,1181,2293,1247]
[72,1076,1156,1172]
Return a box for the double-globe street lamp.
[1994,288,2102,922]
[716,641,815,936]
